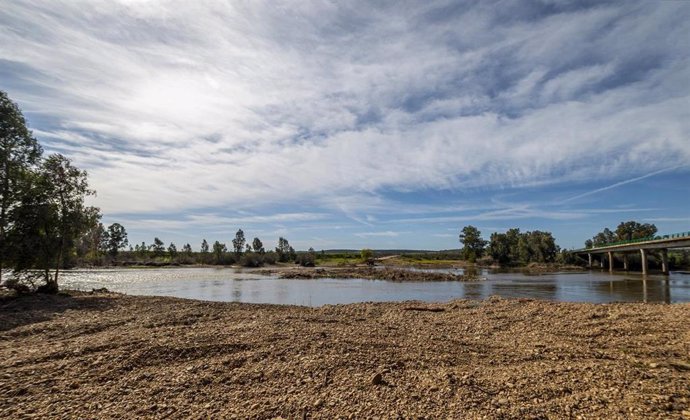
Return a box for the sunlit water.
[57,267,690,306]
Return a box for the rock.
[371,373,384,385]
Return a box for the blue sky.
[1,1,689,250]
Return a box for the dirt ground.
[256,266,483,282]
[1,292,689,419]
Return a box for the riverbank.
[1,292,688,418]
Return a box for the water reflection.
[57,268,690,307]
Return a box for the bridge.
[573,231,690,275]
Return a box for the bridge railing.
[573,230,690,252]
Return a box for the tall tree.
[275,237,292,262]
[106,223,128,258]
[168,243,177,258]
[615,221,657,241]
[212,241,227,264]
[252,237,264,254]
[182,243,193,256]
[151,237,165,257]
[459,225,486,263]
[12,155,99,291]
[200,239,209,264]
[232,229,245,257]
[0,91,43,283]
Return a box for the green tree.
[136,241,148,258]
[182,243,193,256]
[459,225,486,263]
[232,229,246,257]
[151,237,165,257]
[201,239,209,253]
[252,237,264,254]
[0,91,43,284]
[168,242,177,259]
[11,155,99,291]
[106,223,128,258]
[212,241,227,264]
[488,232,511,265]
[275,237,293,262]
[615,221,657,241]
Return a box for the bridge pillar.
[661,249,669,275]
[588,253,592,269]
[623,254,629,271]
[607,251,613,273]
[600,257,604,268]
[640,248,648,275]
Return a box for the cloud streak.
[1,1,689,248]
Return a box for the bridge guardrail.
[573,230,690,252]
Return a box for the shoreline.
[1,292,688,418]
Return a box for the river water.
[57,267,690,306]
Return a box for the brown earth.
[256,267,483,282]
[1,292,689,419]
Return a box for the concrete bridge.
[573,231,690,275]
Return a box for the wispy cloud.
[1,1,689,248]
[561,166,686,203]
[355,231,405,238]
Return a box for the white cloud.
[1,0,688,219]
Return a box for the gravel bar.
[1,292,689,419]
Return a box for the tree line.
[83,227,315,268]
[458,225,573,266]
[584,221,657,248]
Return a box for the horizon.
[2,1,689,251]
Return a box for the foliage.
[586,221,658,248]
[212,241,227,264]
[232,229,245,257]
[168,243,177,258]
[275,237,296,262]
[106,223,128,258]
[0,90,43,285]
[252,237,264,254]
[488,228,558,266]
[151,237,165,258]
[459,225,486,263]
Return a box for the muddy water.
[57,267,690,306]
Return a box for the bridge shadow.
[0,291,117,332]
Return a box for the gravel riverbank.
[1,292,689,419]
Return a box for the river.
[57,267,690,306]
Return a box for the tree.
[591,228,616,247]
[151,237,165,258]
[136,241,148,258]
[0,91,43,284]
[201,239,209,253]
[232,229,246,257]
[252,237,264,254]
[168,242,177,258]
[212,241,227,264]
[615,221,657,241]
[106,223,128,258]
[459,225,486,263]
[275,237,293,262]
[77,220,107,263]
[182,243,193,256]
[11,155,99,291]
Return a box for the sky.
[1,0,689,251]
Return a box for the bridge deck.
[574,232,690,254]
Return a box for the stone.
[371,373,384,385]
